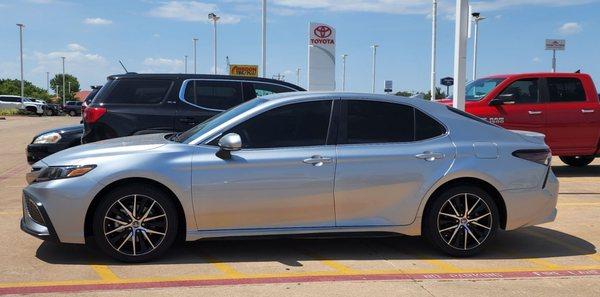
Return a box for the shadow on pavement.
[35,226,597,266]
[552,164,600,178]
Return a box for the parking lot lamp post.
[208,13,220,75]
[61,57,66,106]
[471,12,486,81]
[46,72,49,93]
[296,67,301,86]
[17,24,25,100]
[68,82,71,99]
[430,1,437,101]
[341,54,348,91]
[262,0,267,78]
[184,55,188,74]
[193,38,198,74]
[371,45,378,93]
[452,0,469,111]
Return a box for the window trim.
[178,78,298,112]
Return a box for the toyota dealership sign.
[308,22,336,91]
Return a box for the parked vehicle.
[0,95,44,115]
[26,125,83,164]
[23,92,558,262]
[44,103,63,116]
[438,72,600,167]
[62,101,83,116]
[82,74,304,143]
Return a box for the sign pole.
[552,49,556,73]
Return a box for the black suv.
[82,74,304,143]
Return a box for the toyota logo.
[314,26,332,39]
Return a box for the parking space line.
[558,202,600,206]
[0,211,21,215]
[90,265,120,281]
[524,230,600,262]
[197,251,244,278]
[296,248,359,275]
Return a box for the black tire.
[92,184,178,262]
[69,110,76,116]
[423,185,499,257]
[559,156,595,167]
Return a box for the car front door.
[489,78,547,135]
[334,99,455,226]
[191,99,336,230]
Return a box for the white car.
[0,95,44,115]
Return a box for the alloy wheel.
[103,194,168,256]
[437,193,492,250]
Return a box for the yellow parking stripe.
[89,265,119,281]
[524,230,600,262]
[198,251,244,278]
[558,202,600,206]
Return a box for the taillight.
[83,107,106,123]
[512,149,551,166]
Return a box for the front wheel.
[559,156,595,167]
[92,184,178,262]
[69,110,76,116]
[423,186,499,257]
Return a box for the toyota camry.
[22,92,558,262]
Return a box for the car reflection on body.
[22,92,558,262]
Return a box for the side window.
[547,78,586,102]
[185,80,243,110]
[340,100,414,144]
[415,109,446,140]
[104,79,172,104]
[497,79,539,104]
[220,100,332,149]
[0,97,16,102]
[252,82,295,97]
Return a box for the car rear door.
[333,99,454,226]
[543,76,599,155]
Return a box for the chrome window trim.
[178,78,299,112]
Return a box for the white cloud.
[83,17,113,25]
[532,57,541,63]
[142,57,184,73]
[67,43,87,52]
[148,1,241,24]
[558,22,582,35]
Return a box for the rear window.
[547,78,586,102]
[100,79,172,104]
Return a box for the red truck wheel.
[559,156,595,167]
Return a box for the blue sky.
[1,0,599,93]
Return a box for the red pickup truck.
[438,72,600,167]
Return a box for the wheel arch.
[84,177,187,243]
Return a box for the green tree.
[0,79,51,100]
[423,87,446,100]
[50,74,80,101]
[395,91,414,97]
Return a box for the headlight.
[33,132,62,144]
[34,165,96,183]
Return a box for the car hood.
[34,124,83,138]
[37,133,172,166]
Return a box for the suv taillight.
[512,149,552,166]
[83,107,106,123]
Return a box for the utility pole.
[193,38,198,74]
[17,23,25,99]
[471,12,486,80]
[61,56,66,106]
[262,0,267,78]
[226,56,231,74]
[208,13,220,74]
[68,81,71,99]
[453,0,469,111]
[430,1,437,101]
[371,45,378,94]
[184,55,188,74]
[341,54,348,91]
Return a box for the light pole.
[208,13,220,75]
[193,38,198,74]
[341,54,348,91]
[430,1,437,101]
[471,12,486,81]
[46,72,49,92]
[61,56,66,106]
[68,81,71,99]
[17,24,25,99]
[371,45,378,93]
[453,0,469,111]
[262,0,267,78]
[184,55,188,74]
[296,67,301,86]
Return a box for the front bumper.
[20,192,59,242]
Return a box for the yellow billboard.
[229,64,259,77]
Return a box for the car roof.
[106,73,305,91]
[483,72,590,79]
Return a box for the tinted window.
[219,100,332,148]
[415,109,446,140]
[103,79,172,104]
[341,100,414,144]
[547,78,586,102]
[85,88,101,103]
[0,97,19,102]
[184,80,243,110]
[497,79,539,104]
[253,82,295,97]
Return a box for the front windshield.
[175,98,268,144]
[449,78,505,101]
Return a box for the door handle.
[581,109,595,114]
[302,155,333,167]
[528,110,543,115]
[415,152,445,162]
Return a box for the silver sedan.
[22,93,558,262]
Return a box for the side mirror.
[216,133,241,159]
[490,93,516,106]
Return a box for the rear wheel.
[69,110,76,116]
[92,184,178,262]
[559,156,594,167]
[423,186,499,257]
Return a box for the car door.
[191,99,336,230]
[489,78,547,135]
[177,80,244,131]
[543,77,599,155]
[334,99,454,226]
